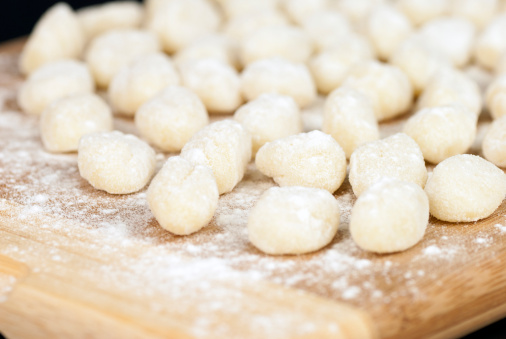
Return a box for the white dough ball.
[234,93,301,155]
[282,0,328,24]
[78,131,156,194]
[483,116,506,167]
[239,25,313,66]
[396,0,448,26]
[343,61,413,121]
[40,93,113,153]
[486,75,506,119]
[323,86,379,159]
[135,86,209,152]
[19,3,84,75]
[18,60,94,116]
[147,156,219,235]
[241,57,317,108]
[256,130,347,193]
[349,133,427,196]
[181,120,251,194]
[404,105,477,164]
[301,10,352,53]
[221,0,280,19]
[147,0,221,54]
[449,0,497,30]
[365,5,413,61]
[180,58,243,114]
[425,154,506,222]
[174,34,239,70]
[77,1,143,42]
[108,53,180,117]
[350,178,429,253]
[417,67,482,117]
[332,0,386,30]
[85,29,160,88]
[248,186,340,255]
[223,9,289,43]
[475,14,506,70]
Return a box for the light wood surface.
[0,39,505,339]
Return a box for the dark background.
[0,0,505,338]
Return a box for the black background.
[0,0,505,338]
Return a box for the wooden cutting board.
[1,39,506,339]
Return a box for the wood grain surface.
[0,39,505,339]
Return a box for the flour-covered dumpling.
[234,93,302,155]
[323,86,379,159]
[174,34,239,70]
[301,10,352,53]
[256,130,347,193]
[77,1,143,42]
[396,0,447,26]
[349,133,427,196]
[483,116,506,167]
[248,186,340,255]
[147,156,219,235]
[449,0,497,30]
[241,57,317,108]
[108,53,180,117]
[18,60,94,116]
[78,131,156,194]
[135,86,209,152]
[344,61,413,121]
[221,0,280,19]
[310,34,374,94]
[350,178,429,253]
[282,0,329,24]
[20,3,84,75]
[486,75,506,119]
[181,120,251,194]
[223,9,289,43]
[475,14,506,70]
[85,29,160,88]
[332,0,385,29]
[425,154,506,222]
[147,0,221,53]
[403,104,477,164]
[40,93,112,153]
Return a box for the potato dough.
[256,130,347,193]
[349,133,427,196]
[20,3,84,75]
[301,10,352,53]
[135,86,209,152]
[180,58,243,114]
[77,1,143,42]
[221,0,280,19]
[234,93,301,155]
[282,0,329,24]
[483,115,506,167]
[223,9,288,43]
[403,105,477,164]
[181,120,251,195]
[40,93,113,152]
[397,0,447,26]
[85,29,160,88]
[18,60,94,116]
[78,131,156,194]
[147,156,219,235]
[486,75,506,119]
[248,186,340,255]
[343,61,413,121]
[449,0,497,30]
[108,53,180,117]
[350,178,429,253]
[174,34,239,70]
[323,86,379,159]
[475,14,506,70]
[241,57,317,108]
[425,154,506,222]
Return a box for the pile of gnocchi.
[17,0,506,255]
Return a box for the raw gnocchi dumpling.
[40,93,113,153]
[343,61,413,121]
[255,130,347,193]
[135,86,209,152]
[223,9,289,43]
[20,3,84,75]
[85,29,160,88]
[241,57,317,108]
[486,75,506,119]
[475,14,506,70]
[234,93,302,155]
[282,0,329,24]
[147,156,219,235]
[108,53,180,117]
[425,154,506,222]
[248,186,340,255]
[323,86,379,159]
[301,10,352,53]
[221,0,280,19]
[403,104,477,164]
[181,120,251,195]
[396,0,448,26]
[18,60,94,116]
[77,1,143,42]
[350,178,429,253]
[349,133,427,196]
[449,0,498,30]
[78,131,156,194]
[482,115,506,167]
